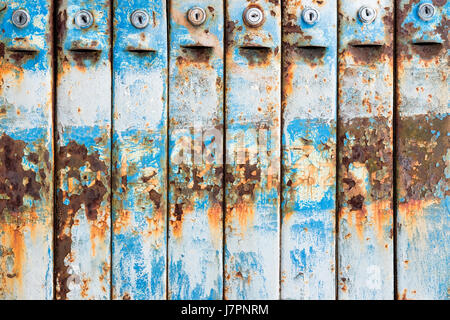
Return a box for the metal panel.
[112,0,167,300]
[225,0,281,300]
[281,0,337,300]
[0,0,53,300]
[168,0,224,300]
[396,0,449,300]
[55,0,111,300]
[337,0,394,299]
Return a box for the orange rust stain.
[339,199,392,242]
[89,208,109,257]
[0,221,26,294]
[145,208,165,241]
[113,210,131,233]
[170,204,194,239]
[398,199,437,238]
[231,201,255,233]
[207,204,222,246]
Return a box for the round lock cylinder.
[418,3,435,21]
[302,7,320,25]
[243,5,264,28]
[131,9,150,29]
[187,7,206,26]
[11,9,31,28]
[74,10,94,29]
[358,6,377,24]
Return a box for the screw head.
[187,7,206,26]
[302,7,320,25]
[243,5,264,28]
[358,6,377,24]
[131,9,149,29]
[11,9,30,28]
[418,3,435,21]
[74,10,94,29]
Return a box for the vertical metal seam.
[335,0,341,301]
[165,0,171,301]
[109,0,114,300]
[52,0,58,301]
[392,0,398,301]
[279,0,284,301]
[222,0,227,301]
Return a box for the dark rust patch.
[238,47,272,67]
[0,134,42,216]
[339,117,393,205]
[397,114,449,202]
[55,140,108,300]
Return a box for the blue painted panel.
[112,0,168,300]
[281,0,337,300]
[168,0,224,300]
[225,0,281,300]
[0,0,53,300]
[55,0,111,300]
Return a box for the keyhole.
[418,3,435,21]
[11,9,30,28]
[302,7,319,25]
[358,6,377,23]
[187,7,206,26]
[131,10,150,29]
[82,15,87,23]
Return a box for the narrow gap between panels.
[222,0,227,301]
[334,0,341,302]
[165,0,171,301]
[109,0,115,301]
[278,0,284,301]
[52,0,58,301]
[392,0,399,301]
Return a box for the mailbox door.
[225,0,281,300]
[396,0,449,300]
[338,0,394,299]
[168,0,224,300]
[112,0,168,300]
[281,0,337,300]
[0,0,53,299]
[55,0,111,300]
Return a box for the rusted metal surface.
[396,0,449,300]
[168,0,224,300]
[112,0,167,300]
[0,0,53,300]
[225,0,281,300]
[281,0,337,300]
[55,0,111,300]
[338,0,394,299]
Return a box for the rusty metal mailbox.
[168,0,224,300]
[55,0,111,300]
[0,0,53,300]
[396,0,449,300]
[281,0,337,300]
[338,0,394,300]
[225,0,281,300]
[112,0,168,300]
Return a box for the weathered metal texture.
[168,0,224,300]
[396,0,449,300]
[225,0,281,299]
[55,0,111,300]
[112,0,167,300]
[0,0,53,300]
[281,0,337,300]
[338,0,394,299]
